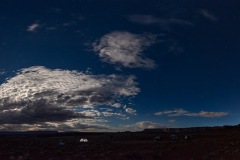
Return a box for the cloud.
[154,109,228,118]
[93,31,157,69]
[63,21,76,27]
[0,99,88,124]
[128,15,161,25]
[168,119,176,124]
[0,70,5,75]
[0,120,109,132]
[0,66,139,130]
[128,14,194,26]
[112,103,121,108]
[78,109,128,119]
[46,27,57,31]
[186,111,228,118]
[155,109,188,116]
[125,108,137,115]
[120,121,165,131]
[168,41,184,54]
[199,10,218,21]
[44,120,109,132]
[27,23,41,32]
[135,121,164,129]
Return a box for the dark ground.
[0,127,240,160]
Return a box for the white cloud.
[27,23,41,32]
[200,10,218,21]
[0,66,139,130]
[120,121,165,131]
[136,121,164,129]
[125,108,137,115]
[78,109,127,119]
[128,14,194,26]
[0,66,139,105]
[112,103,121,108]
[155,109,228,118]
[93,31,157,69]
[79,110,102,117]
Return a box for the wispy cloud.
[155,109,228,118]
[135,121,164,129]
[199,10,218,22]
[93,31,157,69]
[46,27,57,31]
[0,120,109,132]
[186,111,228,118]
[0,70,5,75]
[78,109,128,119]
[128,14,194,26]
[0,66,139,131]
[27,23,41,32]
[120,121,165,131]
[128,15,161,25]
[168,119,176,124]
[155,109,188,116]
[168,41,184,54]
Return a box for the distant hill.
[142,125,240,133]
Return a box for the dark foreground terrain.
[0,127,240,160]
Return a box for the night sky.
[0,0,240,131]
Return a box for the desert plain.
[0,126,240,160]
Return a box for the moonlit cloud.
[154,109,228,118]
[112,103,121,108]
[200,10,218,21]
[46,27,57,30]
[0,99,88,124]
[27,23,41,32]
[93,31,157,69]
[0,70,5,75]
[125,108,137,115]
[168,119,176,124]
[155,109,188,116]
[78,109,128,119]
[120,121,165,131]
[135,121,164,129]
[186,111,228,118]
[128,14,194,26]
[0,66,139,130]
[0,120,109,132]
[128,15,160,25]
[44,120,109,132]
[168,42,184,54]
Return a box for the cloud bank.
[0,66,140,131]
[93,31,156,69]
[154,109,228,118]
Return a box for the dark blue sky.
[0,0,240,131]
